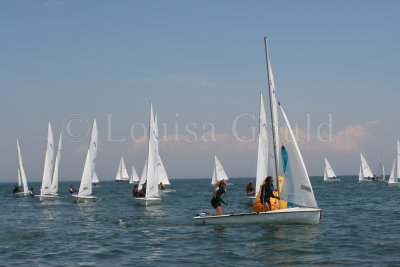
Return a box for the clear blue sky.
[1,0,399,182]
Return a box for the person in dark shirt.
[132,184,139,198]
[210,180,227,215]
[245,181,255,196]
[260,176,279,211]
[69,185,75,194]
[13,184,21,194]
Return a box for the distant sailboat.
[135,103,161,205]
[115,157,130,182]
[388,140,400,186]
[129,164,140,184]
[14,139,29,196]
[36,123,62,199]
[359,153,374,182]
[377,153,385,181]
[195,37,320,225]
[157,155,170,186]
[323,158,340,182]
[73,119,98,202]
[211,156,229,186]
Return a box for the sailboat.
[72,119,98,202]
[194,37,321,225]
[36,123,63,199]
[211,156,229,186]
[14,139,30,196]
[115,157,130,182]
[247,93,269,200]
[323,158,340,182]
[359,153,374,182]
[92,172,99,185]
[376,152,385,181]
[129,164,140,184]
[157,155,170,186]
[135,103,162,205]
[388,140,400,186]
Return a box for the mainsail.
[16,139,29,193]
[40,123,55,195]
[255,92,269,195]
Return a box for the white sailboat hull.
[134,197,162,206]
[324,178,340,182]
[14,192,31,196]
[388,181,400,187]
[34,194,59,200]
[193,207,321,225]
[72,194,97,202]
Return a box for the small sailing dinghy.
[115,157,130,182]
[134,103,162,205]
[72,119,98,202]
[92,172,99,186]
[359,153,374,182]
[211,156,229,186]
[323,158,340,182]
[14,139,30,196]
[388,140,400,187]
[194,37,321,225]
[129,164,140,184]
[36,123,63,200]
[157,155,170,187]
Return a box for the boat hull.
[193,207,321,225]
[388,182,400,187]
[324,178,341,182]
[134,197,162,206]
[72,194,97,202]
[34,194,59,200]
[13,192,31,196]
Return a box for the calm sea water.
[0,177,399,266]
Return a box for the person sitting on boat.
[13,184,20,194]
[260,176,279,212]
[132,184,139,198]
[69,185,75,194]
[159,182,165,190]
[210,180,227,216]
[245,181,255,196]
[29,187,35,197]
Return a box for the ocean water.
[0,177,399,266]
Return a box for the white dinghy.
[323,158,340,182]
[129,164,140,184]
[135,103,162,205]
[194,37,321,225]
[115,157,130,182]
[388,140,400,187]
[72,119,98,202]
[359,153,374,182]
[211,156,229,186]
[14,140,30,196]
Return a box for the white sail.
[138,160,148,190]
[145,104,160,198]
[116,157,130,181]
[40,123,55,195]
[265,37,280,191]
[256,92,268,195]
[129,165,140,184]
[211,167,217,185]
[358,164,363,181]
[388,158,395,183]
[360,153,374,179]
[50,133,62,195]
[157,155,170,185]
[77,119,97,197]
[16,140,29,193]
[324,158,336,179]
[92,172,99,184]
[279,105,318,208]
[214,156,229,183]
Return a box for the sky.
[1,0,399,182]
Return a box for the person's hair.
[265,176,273,183]
[218,180,226,188]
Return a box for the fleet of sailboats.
[323,158,340,182]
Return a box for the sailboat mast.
[264,36,281,200]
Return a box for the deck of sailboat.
[71,194,97,202]
[134,197,162,206]
[193,207,321,225]
[34,194,59,200]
